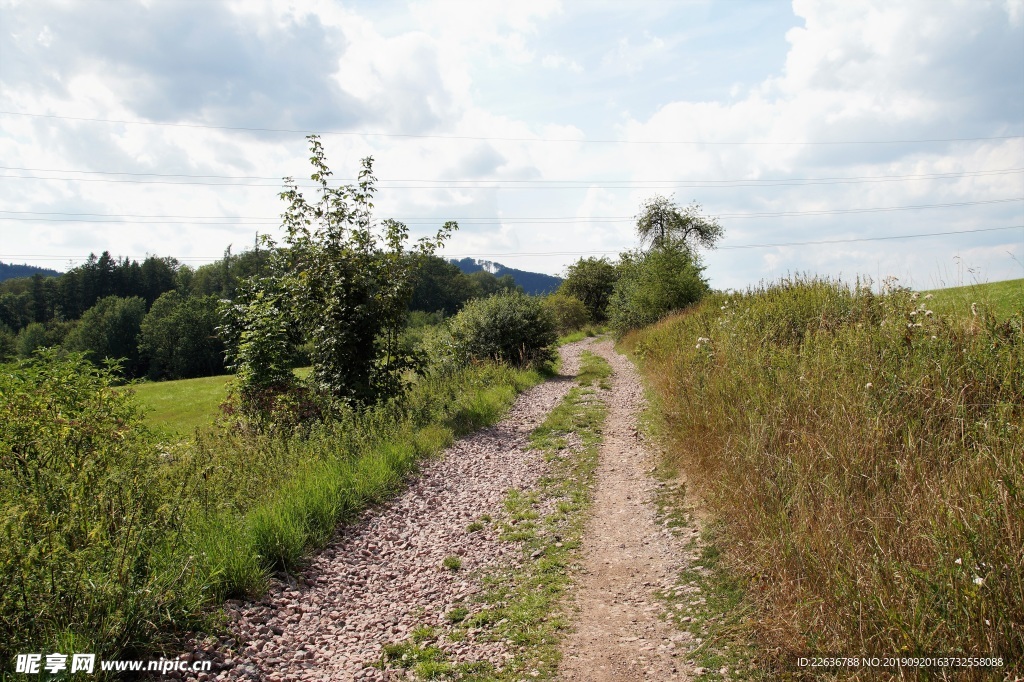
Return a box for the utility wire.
[2,110,1021,146]
[2,225,1020,263]
[1,165,1020,187]
[1,197,1021,225]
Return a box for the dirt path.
[179,339,694,681]
[181,343,587,682]
[558,340,692,681]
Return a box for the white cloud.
[0,0,1020,289]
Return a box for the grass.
[920,277,1023,320]
[378,351,611,680]
[130,373,232,434]
[624,276,1023,679]
[129,367,312,435]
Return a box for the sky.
[1,0,1022,291]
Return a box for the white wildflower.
[955,558,962,565]
[864,383,873,389]
[924,293,933,300]
[974,576,984,586]
[925,310,933,317]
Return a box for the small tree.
[635,195,723,251]
[542,292,590,335]
[608,247,709,336]
[222,135,456,408]
[560,257,618,322]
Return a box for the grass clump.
[624,275,1023,676]
[442,555,463,571]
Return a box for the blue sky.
[1,0,1022,290]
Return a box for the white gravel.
[180,342,589,682]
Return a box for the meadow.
[624,277,1023,676]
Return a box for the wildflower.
[914,322,922,328]
[974,576,984,586]
[911,292,919,301]
[986,619,991,626]
[925,310,933,317]
[924,293,933,300]
[864,383,872,389]
[909,310,917,317]
[971,302,978,317]
[931,335,937,340]
[955,558,962,565]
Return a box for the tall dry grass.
[624,277,1022,675]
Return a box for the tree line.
[0,245,522,380]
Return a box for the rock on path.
[181,342,588,682]
[558,340,693,681]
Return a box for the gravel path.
[558,340,694,681]
[181,341,589,682]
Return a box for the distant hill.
[450,258,562,296]
[0,262,61,283]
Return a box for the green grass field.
[129,374,232,435]
[131,367,311,435]
[920,277,1023,319]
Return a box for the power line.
[1,164,1020,187]
[2,225,1020,264]
[1,197,1021,225]
[2,110,1021,146]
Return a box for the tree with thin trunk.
[635,194,723,251]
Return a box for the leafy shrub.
[220,135,454,411]
[541,292,590,335]
[0,350,199,662]
[448,291,557,367]
[608,246,709,336]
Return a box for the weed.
[443,555,463,571]
[446,607,469,623]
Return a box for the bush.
[449,291,557,367]
[608,246,709,336]
[541,292,590,335]
[0,350,199,663]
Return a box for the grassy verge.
[648,468,762,681]
[557,325,606,346]
[378,351,610,680]
[624,276,1023,679]
[1,355,546,675]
